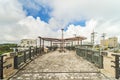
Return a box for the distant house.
[18,39,37,48]
[100,37,118,48]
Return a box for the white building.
[18,39,37,48]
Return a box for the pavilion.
[38,36,87,51]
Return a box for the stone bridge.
[0,36,118,80]
[10,50,109,80]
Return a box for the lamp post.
[61,28,64,51]
[114,37,116,52]
[36,39,37,47]
[91,31,97,48]
[74,34,76,46]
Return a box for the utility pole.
[101,33,106,51]
[101,33,106,44]
[39,37,42,54]
[36,39,37,48]
[74,34,76,46]
[74,34,76,37]
[61,28,64,51]
[114,36,116,52]
[91,31,97,46]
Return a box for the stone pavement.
[10,50,112,80]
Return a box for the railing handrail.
[76,47,103,68]
[112,54,120,57]
[0,47,41,79]
[111,54,120,79]
[0,54,7,57]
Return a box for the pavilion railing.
[47,46,58,52]
[76,47,103,68]
[14,47,40,69]
[111,54,120,79]
[65,46,75,51]
[0,47,42,79]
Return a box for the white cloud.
[64,19,97,40]
[0,23,29,43]
[20,0,40,11]
[46,0,120,22]
[95,18,120,43]
[0,0,27,43]
[1,0,120,44]
[36,0,120,43]
[18,16,57,38]
[0,0,26,24]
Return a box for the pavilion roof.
[38,36,87,42]
[65,36,87,41]
[40,37,60,41]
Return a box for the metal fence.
[76,47,103,68]
[111,54,120,79]
[66,46,75,51]
[0,47,41,79]
[47,46,58,51]
[14,47,40,69]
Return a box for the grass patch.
[0,43,17,55]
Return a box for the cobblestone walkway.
[10,51,110,80]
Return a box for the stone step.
[11,72,110,80]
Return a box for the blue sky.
[1,0,120,43]
[19,0,86,28]
[19,0,52,23]
[64,20,86,31]
[23,6,51,23]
